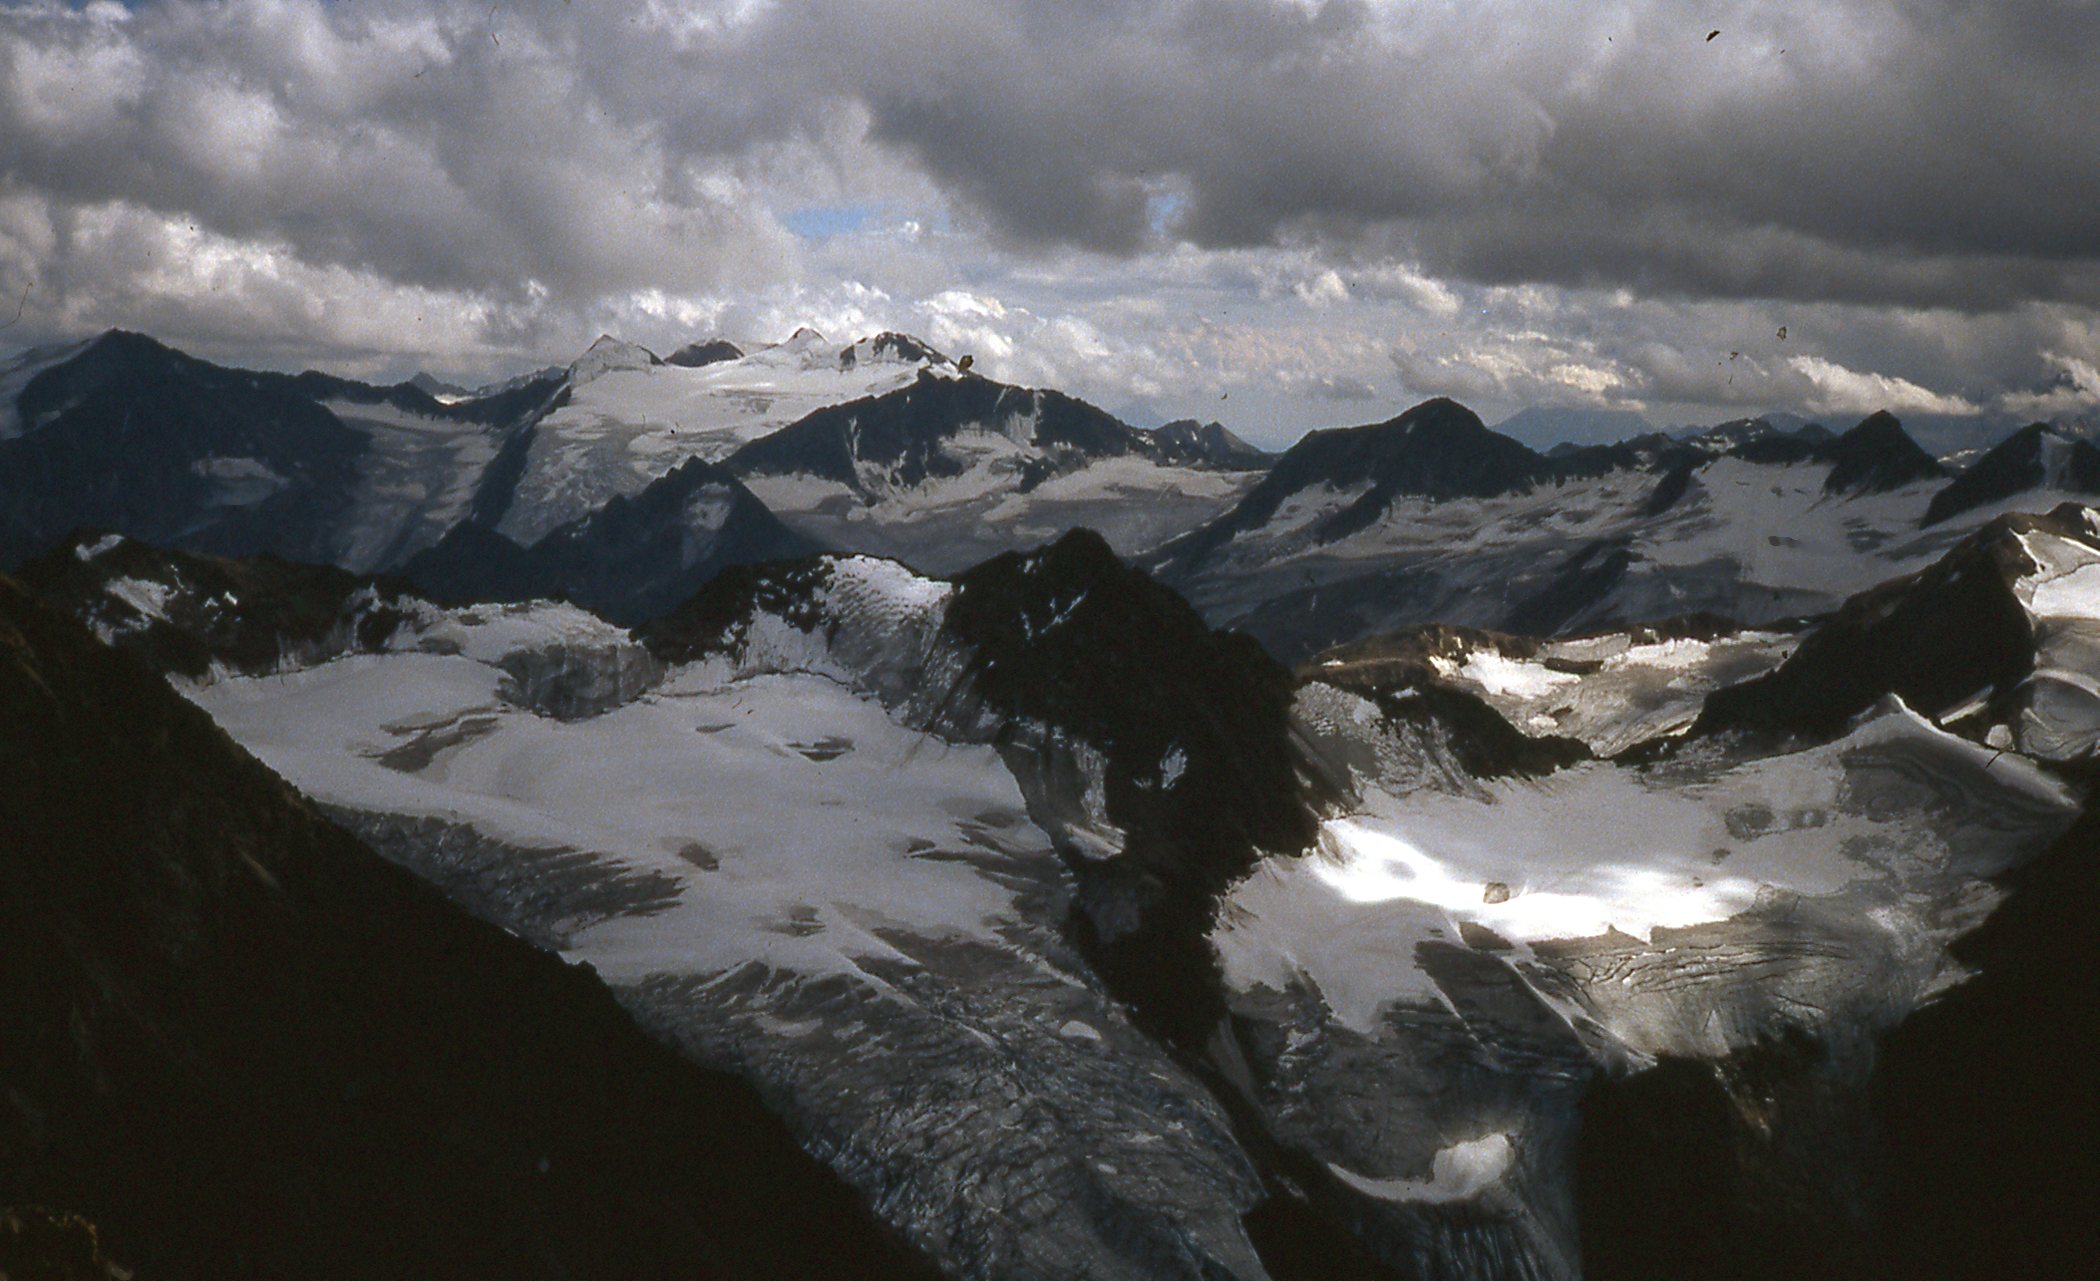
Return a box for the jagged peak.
[837,331,947,371]
[1924,420,2100,526]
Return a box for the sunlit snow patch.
[1327,1134,1514,1205]
[1213,699,2077,1034]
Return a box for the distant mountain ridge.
[1157,397,1558,572]
[1150,418,1272,468]
[1154,400,2018,661]
[4,325,2093,659]
[727,369,1158,493]
[723,370,1268,572]
[404,456,822,625]
[1924,422,2100,525]
[2,330,385,568]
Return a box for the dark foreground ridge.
[17,534,416,679]
[0,576,939,1281]
[1874,801,2100,1280]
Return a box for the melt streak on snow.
[325,398,503,571]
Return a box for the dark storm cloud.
[5,0,2094,316]
[713,0,2100,309]
[0,0,791,304]
[0,0,2093,421]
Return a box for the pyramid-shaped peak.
[1823,410,1943,494]
[1846,409,1908,439]
[1395,396,1490,435]
[741,326,841,372]
[1151,419,1270,468]
[568,334,662,383]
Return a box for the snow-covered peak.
[837,331,948,372]
[745,326,827,366]
[568,335,663,385]
[0,334,99,440]
[664,338,744,369]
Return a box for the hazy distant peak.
[568,334,663,383]
[837,331,947,371]
[664,338,745,368]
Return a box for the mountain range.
[7,328,2098,660]
[4,326,2098,1280]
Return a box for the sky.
[3,0,2098,449]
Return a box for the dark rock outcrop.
[1872,802,2100,1280]
[728,370,1161,494]
[939,530,1322,1048]
[1818,411,1946,495]
[17,535,415,680]
[404,458,823,625]
[1161,399,1556,570]
[1924,423,2100,526]
[1692,508,2085,741]
[1152,419,1273,469]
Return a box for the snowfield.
[497,331,951,545]
[1215,697,2076,1038]
[1169,445,2100,661]
[44,493,2100,1281]
[182,588,1273,1281]
[2002,514,2100,761]
[746,449,1260,574]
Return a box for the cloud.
[1998,352,2100,421]
[0,0,806,366]
[718,0,2100,310]
[1786,354,1980,417]
[0,0,2093,437]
